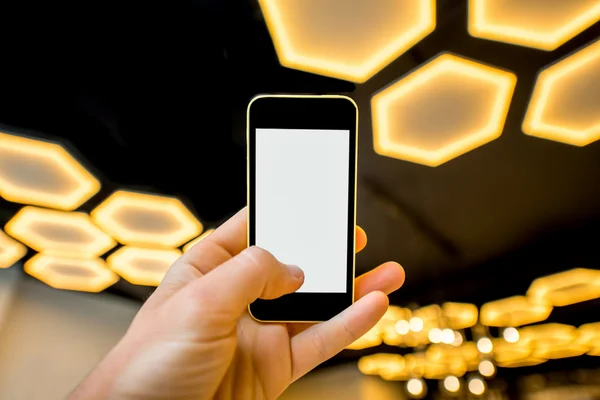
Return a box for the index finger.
[199,208,368,259]
[200,208,248,257]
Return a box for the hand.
[71,209,405,400]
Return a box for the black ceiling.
[0,0,599,320]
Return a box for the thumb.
[187,246,304,316]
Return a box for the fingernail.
[287,264,304,280]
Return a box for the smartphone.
[247,94,358,323]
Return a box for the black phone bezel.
[247,95,357,322]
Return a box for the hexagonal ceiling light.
[492,339,545,368]
[480,295,552,327]
[527,268,600,306]
[520,323,588,360]
[441,302,479,330]
[0,229,27,269]
[91,190,203,248]
[24,253,119,293]
[523,39,600,146]
[372,53,517,166]
[468,0,600,51]
[5,206,116,258]
[107,246,182,286]
[0,132,100,210]
[182,228,215,253]
[578,322,600,356]
[258,0,436,83]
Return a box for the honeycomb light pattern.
[354,274,600,381]
[523,39,600,146]
[183,229,215,253]
[258,0,436,83]
[107,246,182,286]
[468,0,600,51]
[92,190,203,248]
[24,253,119,293]
[0,131,100,210]
[480,295,552,327]
[442,302,479,330]
[371,53,517,166]
[578,322,600,356]
[5,206,116,258]
[0,229,27,269]
[520,323,589,360]
[526,268,600,306]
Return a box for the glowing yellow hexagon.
[493,338,534,364]
[0,132,100,210]
[480,296,552,327]
[346,325,382,350]
[258,0,436,83]
[372,54,516,166]
[442,302,479,330]
[358,353,405,377]
[497,357,546,368]
[523,39,600,146]
[520,323,588,359]
[578,322,600,356]
[468,0,600,51]
[527,268,600,306]
[5,206,116,258]
[0,229,27,269]
[107,246,182,286]
[24,253,119,293]
[425,343,476,376]
[182,229,215,253]
[92,191,203,248]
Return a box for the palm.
[149,246,298,399]
[111,212,403,400]
[222,315,294,399]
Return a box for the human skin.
[70,209,405,399]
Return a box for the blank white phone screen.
[255,128,350,293]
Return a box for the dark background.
[0,0,599,392]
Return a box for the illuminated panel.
[480,296,552,327]
[520,323,588,359]
[468,0,600,51]
[456,342,481,371]
[523,39,600,146]
[379,356,410,382]
[442,302,478,329]
[497,357,546,368]
[425,344,471,377]
[107,246,182,286]
[5,206,116,258]
[0,132,100,210]
[182,229,215,253]
[0,229,27,269]
[348,305,412,348]
[493,338,533,364]
[346,325,382,350]
[578,322,600,356]
[358,353,404,377]
[413,304,442,322]
[92,190,203,248]
[493,338,548,368]
[381,306,413,346]
[404,353,426,378]
[258,0,435,83]
[24,253,119,293]
[372,54,516,166]
[527,268,600,306]
[424,359,466,379]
